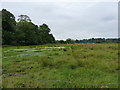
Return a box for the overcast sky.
[1,1,118,40]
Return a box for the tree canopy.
[17,15,31,22]
[2,9,16,45]
[2,9,55,45]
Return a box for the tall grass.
[2,43,118,88]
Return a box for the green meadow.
[2,43,118,88]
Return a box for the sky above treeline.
[1,0,118,40]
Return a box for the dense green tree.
[38,24,55,44]
[2,9,16,45]
[39,24,50,33]
[66,38,74,44]
[2,9,56,45]
[16,16,55,45]
[16,15,38,45]
[48,34,55,43]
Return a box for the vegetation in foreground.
[2,43,118,88]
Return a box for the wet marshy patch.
[7,47,65,52]
[3,47,66,58]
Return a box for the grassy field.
[2,43,118,88]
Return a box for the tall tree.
[16,15,38,45]
[38,24,55,44]
[2,9,16,45]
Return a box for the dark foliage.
[2,9,55,45]
[56,38,119,44]
[75,38,120,43]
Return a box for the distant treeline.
[56,38,120,44]
[75,38,120,43]
[1,9,55,46]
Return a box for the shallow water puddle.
[3,52,44,58]
[3,47,65,58]
[18,47,65,50]
[6,47,65,52]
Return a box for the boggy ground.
[2,43,118,88]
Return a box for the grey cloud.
[1,2,118,40]
[102,16,116,21]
